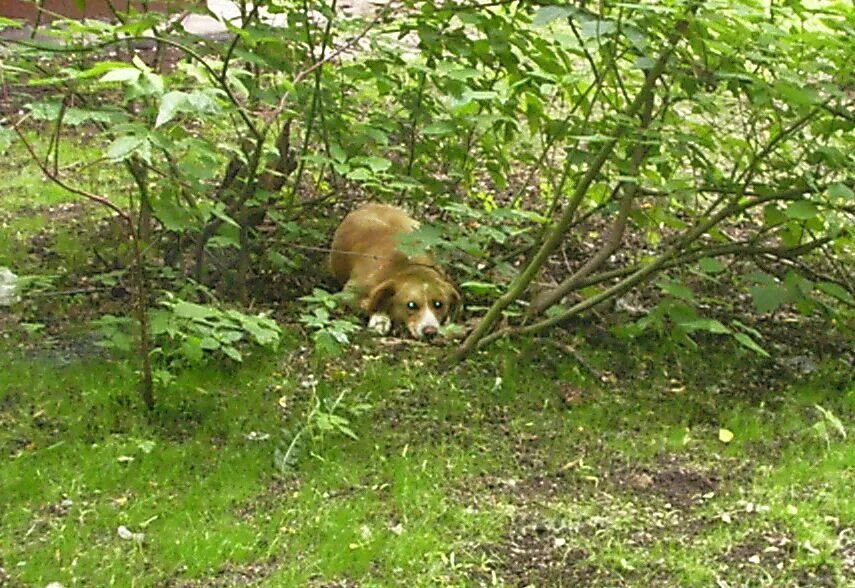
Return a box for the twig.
[12,126,131,222]
[12,123,155,409]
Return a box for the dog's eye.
[433,300,443,309]
[407,301,418,311]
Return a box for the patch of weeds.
[298,288,361,357]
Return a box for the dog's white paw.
[368,313,392,335]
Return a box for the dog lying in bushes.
[329,203,459,339]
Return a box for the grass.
[1,336,851,587]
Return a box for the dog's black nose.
[422,326,438,338]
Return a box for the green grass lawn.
[1,336,851,587]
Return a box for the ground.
[0,316,852,586]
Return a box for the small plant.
[150,295,281,365]
[93,314,136,353]
[274,375,371,473]
[95,295,281,382]
[298,288,360,356]
[810,404,847,450]
[612,276,771,356]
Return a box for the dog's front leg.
[368,313,392,335]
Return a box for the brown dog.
[329,203,459,339]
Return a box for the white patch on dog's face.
[411,308,440,338]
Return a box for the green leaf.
[396,225,445,256]
[533,6,572,26]
[346,168,372,181]
[0,17,23,29]
[199,336,220,350]
[680,319,731,334]
[465,90,499,101]
[26,101,63,121]
[748,285,789,313]
[148,310,173,336]
[698,257,727,274]
[242,320,280,347]
[217,330,244,344]
[423,121,456,136]
[155,91,188,127]
[633,56,656,70]
[622,24,647,50]
[208,206,240,228]
[731,320,763,339]
[222,346,243,362]
[185,91,219,114]
[330,143,347,162]
[152,197,195,232]
[337,424,358,440]
[100,67,141,84]
[460,281,501,295]
[774,81,820,106]
[658,280,695,302]
[74,61,134,80]
[816,282,854,305]
[181,339,204,363]
[106,135,146,161]
[827,182,854,200]
[364,156,392,173]
[733,332,770,357]
[65,107,125,126]
[763,204,787,226]
[815,405,846,440]
[579,20,617,40]
[786,200,819,220]
[172,301,217,320]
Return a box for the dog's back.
[329,203,419,286]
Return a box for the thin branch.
[455,8,697,361]
[12,125,131,223]
[477,190,818,349]
[529,90,658,315]
[266,3,397,126]
[4,35,261,139]
[13,122,154,408]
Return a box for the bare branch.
[529,89,658,315]
[455,6,699,361]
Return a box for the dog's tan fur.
[330,203,459,338]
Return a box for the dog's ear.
[366,280,396,314]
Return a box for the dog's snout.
[422,326,438,338]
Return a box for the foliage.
[0,0,852,369]
[298,288,361,356]
[274,374,371,473]
[96,294,281,383]
[151,294,280,361]
[810,404,847,450]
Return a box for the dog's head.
[365,266,460,339]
